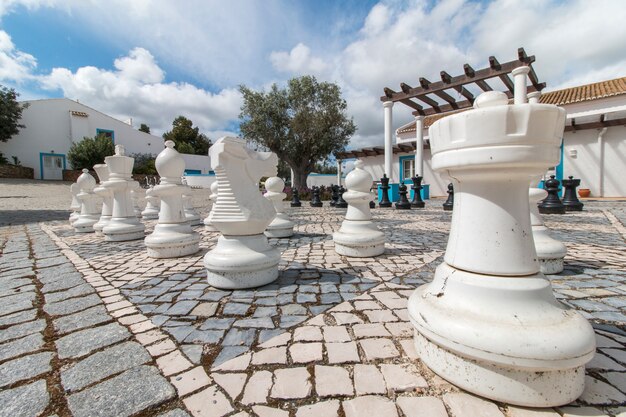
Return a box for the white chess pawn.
[101,145,145,241]
[407,76,594,407]
[203,136,280,289]
[333,160,385,256]
[69,182,81,225]
[529,183,567,274]
[264,177,294,238]
[183,193,202,226]
[144,141,200,258]
[131,188,144,218]
[203,181,218,231]
[142,186,160,220]
[93,163,113,236]
[73,169,100,233]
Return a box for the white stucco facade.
[0,98,161,180]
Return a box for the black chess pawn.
[395,183,411,209]
[329,184,337,207]
[310,186,323,207]
[443,183,454,211]
[410,175,425,208]
[538,175,566,214]
[335,185,348,208]
[379,174,392,208]
[290,188,302,207]
[369,200,376,209]
[561,176,584,211]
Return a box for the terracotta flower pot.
[578,188,590,198]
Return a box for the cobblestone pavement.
[0,196,625,417]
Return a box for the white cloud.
[38,47,242,135]
[270,43,328,75]
[0,30,36,82]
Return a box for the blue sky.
[1,0,625,148]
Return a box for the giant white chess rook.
[73,169,100,233]
[333,160,385,257]
[93,163,113,235]
[264,177,295,238]
[529,182,567,274]
[101,145,145,241]
[203,136,280,289]
[145,141,200,258]
[407,67,595,407]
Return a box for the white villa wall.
[0,98,161,179]
[181,154,212,174]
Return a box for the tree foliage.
[0,85,29,143]
[138,123,151,134]
[239,75,355,188]
[131,153,157,175]
[67,134,115,171]
[162,116,211,155]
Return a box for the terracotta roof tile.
[540,76,626,106]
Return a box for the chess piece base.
[408,262,595,407]
[93,215,111,236]
[145,223,200,258]
[310,202,323,207]
[264,214,294,238]
[186,215,203,226]
[378,202,392,208]
[395,202,411,209]
[204,234,280,289]
[73,214,99,233]
[563,202,584,211]
[538,206,566,215]
[103,217,145,241]
[411,201,425,208]
[333,220,385,257]
[142,211,159,220]
[290,202,301,207]
[533,225,566,274]
[69,212,79,225]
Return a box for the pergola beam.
[564,117,626,132]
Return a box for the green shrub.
[132,153,157,175]
[67,134,115,170]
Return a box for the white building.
[0,98,162,180]
[339,76,626,198]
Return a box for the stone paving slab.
[1,200,625,416]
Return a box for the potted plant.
[578,188,591,198]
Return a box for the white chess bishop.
[93,163,113,235]
[203,136,280,289]
[144,141,200,258]
[203,181,218,231]
[73,169,100,233]
[407,67,595,407]
[333,160,385,257]
[264,176,295,238]
[529,180,567,274]
[101,145,145,241]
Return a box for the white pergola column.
[383,101,394,181]
[414,116,424,177]
[336,160,342,186]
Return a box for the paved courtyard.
[0,180,625,417]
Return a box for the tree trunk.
[292,167,311,190]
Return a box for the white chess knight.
[333,160,385,256]
[69,182,81,225]
[203,181,218,231]
[407,67,595,407]
[529,180,567,274]
[93,163,113,235]
[101,145,145,241]
[144,141,200,258]
[73,169,100,233]
[203,136,280,289]
[264,177,294,238]
[141,186,160,220]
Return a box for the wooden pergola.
[380,47,545,116]
[336,142,426,160]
